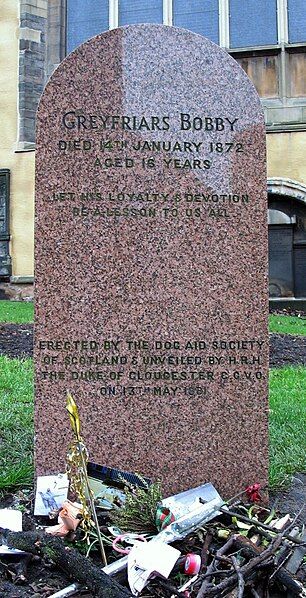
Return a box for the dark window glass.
[230,0,277,48]
[119,0,163,26]
[173,0,219,44]
[288,0,306,43]
[67,0,109,54]
[0,170,11,278]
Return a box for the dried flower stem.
[78,442,107,566]
[66,393,107,566]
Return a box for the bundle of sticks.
[152,502,306,597]
[0,501,305,597]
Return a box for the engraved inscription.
[38,337,266,397]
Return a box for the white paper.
[127,540,180,596]
[0,509,24,555]
[0,509,22,532]
[34,474,69,516]
[0,545,25,555]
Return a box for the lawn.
[0,356,33,490]
[269,366,306,488]
[0,300,34,324]
[269,313,306,336]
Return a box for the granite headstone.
[35,24,268,496]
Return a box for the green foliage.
[269,314,306,336]
[269,367,306,488]
[0,356,33,490]
[110,480,163,534]
[0,300,33,324]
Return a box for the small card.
[34,474,69,516]
[127,540,180,595]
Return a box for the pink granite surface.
[35,25,268,497]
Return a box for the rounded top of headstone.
[35,24,268,498]
[38,24,264,130]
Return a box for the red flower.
[245,483,261,503]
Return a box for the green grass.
[269,313,306,336]
[0,300,33,324]
[0,356,33,490]
[269,366,306,488]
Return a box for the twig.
[268,547,292,581]
[201,530,213,570]
[214,554,234,564]
[196,535,237,597]
[198,507,305,597]
[231,556,244,598]
[220,506,306,545]
[48,584,80,598]
[199,569,231,580]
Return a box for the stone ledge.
[264,104,306,129]
[269,298,306,311]
[10,276,34,284]
[0,281,34,301]
[20,4,47,19]
[14,141,35,152]
[19,27,41,43]
[266,124,306,133]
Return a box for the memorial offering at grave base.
[3,469,306,597]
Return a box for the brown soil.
[0,324,33,360]
[269,333,306,368]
